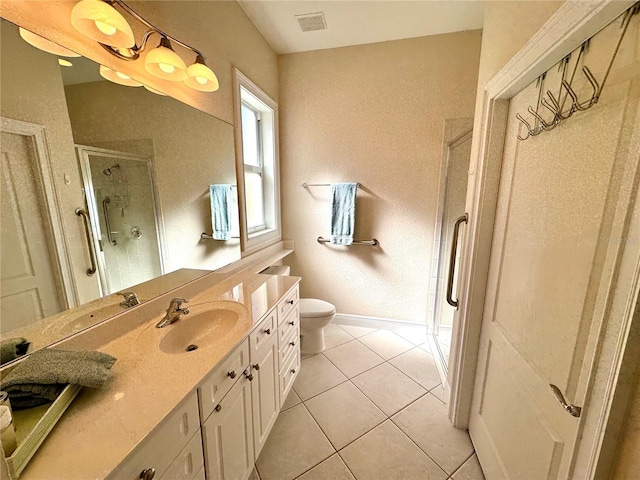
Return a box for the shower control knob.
[227,371,236,379]
[139,468,156,480]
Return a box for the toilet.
[261,265,336,354]
[298,298,336,354]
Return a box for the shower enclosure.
[430,129,473,371]
[76,145,164,296]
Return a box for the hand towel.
[331,182,358,245]
[0,349,117,409]
[0,338,30,366]
[210,184,232,240]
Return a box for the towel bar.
[302,182,361,188]
[201,233,240,240]
[317,236,378,246]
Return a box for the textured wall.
[279,30,482,322]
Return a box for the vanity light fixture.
[144,37,187,81]
[70,0,135,49]
[19,28,81,57]
[70,0,219,92]
[99,65,142,87]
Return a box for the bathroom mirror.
[0,19,241,362]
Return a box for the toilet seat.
[300,298,336,318]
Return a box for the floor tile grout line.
[302,378,388,448]
[335,450,359,480]
[448,451,477,478]
[386,415,452,479]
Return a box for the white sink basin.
[158,301,248,354]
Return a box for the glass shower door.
[432,130,472,368]
[77,146,163,295]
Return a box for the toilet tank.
[260,265,290,276]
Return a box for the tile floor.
[253,323,485,480]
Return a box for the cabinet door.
[202,376,254,480]
[251,335,279,458]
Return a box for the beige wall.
[279,30,482,322]
[0,0,278,124]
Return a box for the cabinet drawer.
[199,339,250,422]
[277,286,299,325]
[250,310,276,356]
[278,322,300,370]
[160,429,204,480]
[107,393,200,480]
[280,348,300,406]
[278,304,299,344]
[194,467,205,480]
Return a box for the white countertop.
[17,271,300,480]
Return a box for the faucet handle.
[119,292,140,308]
[169,297,189,310]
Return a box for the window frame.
[233,68,281,255]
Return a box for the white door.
[469,12,640,479]
[1,131,64,331]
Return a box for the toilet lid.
[300,298,336,318]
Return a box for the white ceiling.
[238,1,485,55]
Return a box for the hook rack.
[516,3,639,140]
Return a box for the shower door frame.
[76,145,166,296]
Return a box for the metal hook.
[515,113,533,140]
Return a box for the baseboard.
[333,313,425,331]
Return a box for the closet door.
[468,12,640,479]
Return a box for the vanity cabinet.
[201,372,255,480]
[107,392,201,480]
[249,316,280,458]
[109,284,300,480]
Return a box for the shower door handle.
[75,208,97,276]
[102,197,117,246]
[446,214,468,309]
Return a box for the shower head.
[103,164,120,176]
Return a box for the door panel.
[470,12,640,479]
[1,132,63,329]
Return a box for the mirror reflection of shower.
[77,146,164,296]
[102,163,120,176]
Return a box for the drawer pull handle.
[244,369,254,381]
[289,321,295,326]
[289,341,296,346]
[253,363,260,370]
[214,404,222,412]
[291,369,296,374]
[227,370,237,379]
[287,300,294,305]
[264,328,271,335]
[139,468,156,480]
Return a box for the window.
[234,69,281,254]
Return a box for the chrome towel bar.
[302,182,361,188]
[317,236,378,246]
[201,233,240,240]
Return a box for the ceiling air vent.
[296,12,327,32]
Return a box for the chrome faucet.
[119,292,140,308]
[156,297,190,328]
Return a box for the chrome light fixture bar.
[70,0,219,92]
